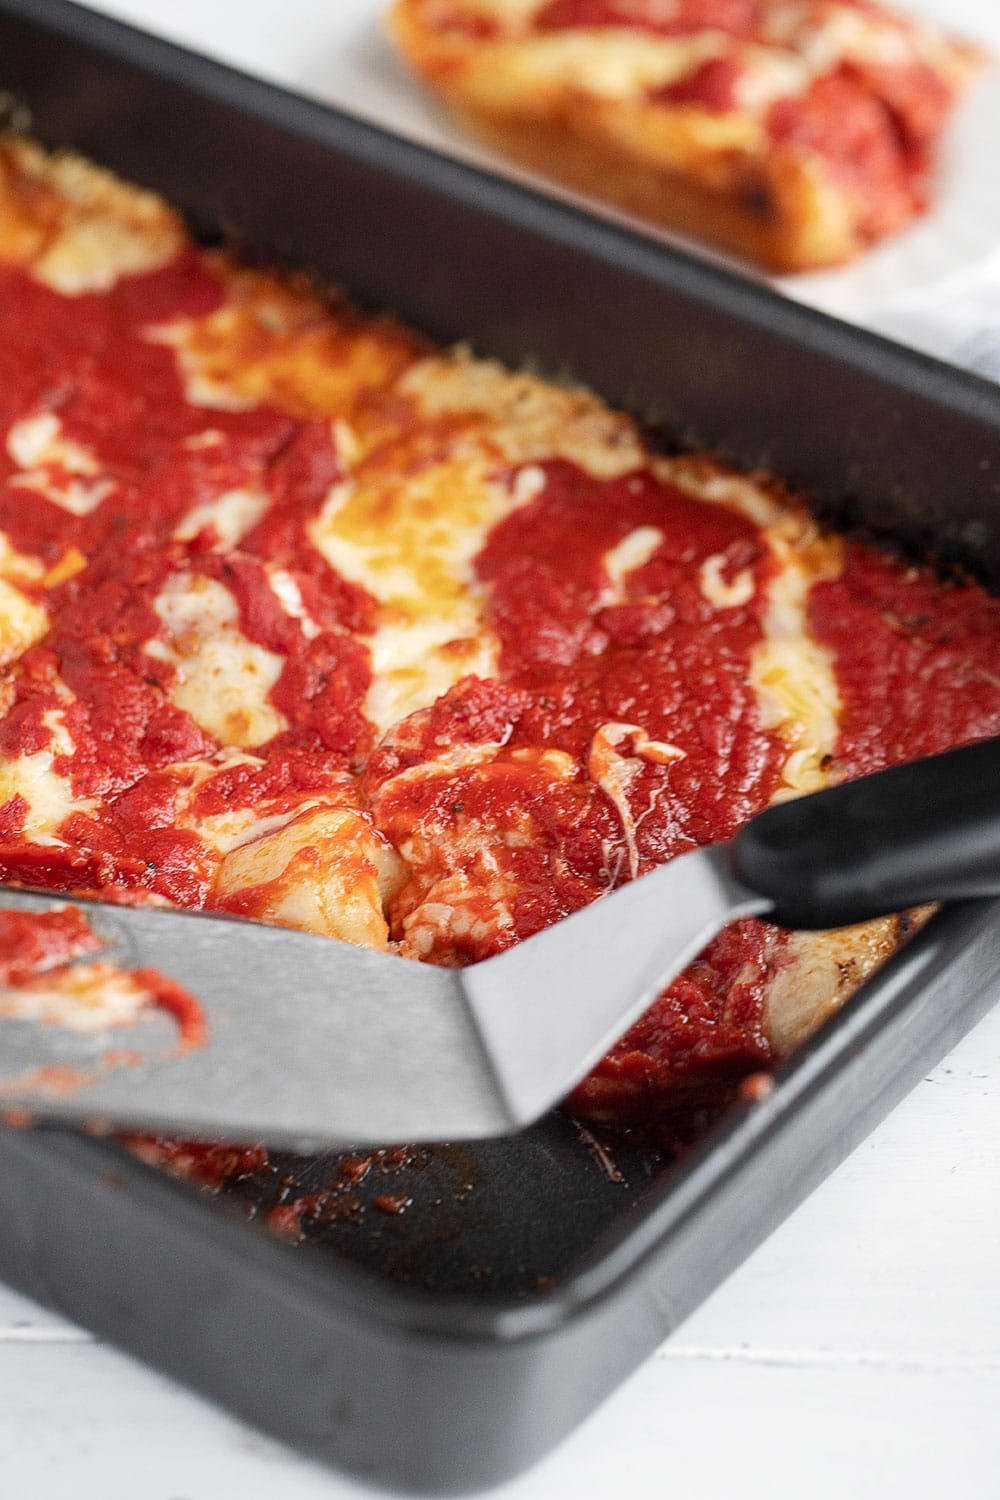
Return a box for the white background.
[3,3,1000,1497]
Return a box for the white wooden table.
[4,2,1000,1495]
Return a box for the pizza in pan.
[388,0,984,271]
[0,136,999,1145]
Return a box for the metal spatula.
[0,735,999,1150]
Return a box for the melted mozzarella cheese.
[764,2,924,73]
[33,218,180,296]
[0,140,183,294]
[310,456,519,735]
[155,750,342,857]
[148,574,288,748]
[145,273,419,421]
[401,354,646,477]
[202,804,322,856]
[6,413,97,474]
[0,688,97,836]
[214,805,394,949]
[8,472,115,517]
[267,568,321,640]
[661,460,787,528]
[400,869,518,958]
[173,488,269,548]
[0,962,155,1033]
[0,577,49,666]
[143,322,258,410]
[603,526,664,596]
[661,462,846,803]
[6,413,114,516]
[366,613,498,734]
[0,746,95,837]
[588,721,685,879]
[182,429,226,451]
[699,551,756,608]
[497,29,726,99]
[736,49,810,110]
[374,741,506,799]
[310,352,655,736]
[749,517,843,801]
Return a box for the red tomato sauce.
[0,257,375,902]
[480,462,787,1102]
[124,1135,269,1185]
[653,56,745,112]
[567,917,777,1123]
[534,0,760,40]
[134,969,209,1051]
[810,545,1000,778]
[0,905,101,984]
[0,901,206,1052]
[479,462,785,851]
[766,64,947,239]
[429,4,501,38]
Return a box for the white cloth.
[874,281,1000,380]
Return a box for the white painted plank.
[0,1335,997,1500]
[508,1356,1000,1500]
[0,1341,350,1500]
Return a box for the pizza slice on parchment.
[389,0,984,271]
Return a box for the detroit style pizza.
[0,135,999,1135]
[388,0,983,271]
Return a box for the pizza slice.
[388,0,984,270]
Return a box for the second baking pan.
[0,0,998,1492]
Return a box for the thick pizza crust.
[447,101,857,271]
[766,909,934,1057]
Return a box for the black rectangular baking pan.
[0,1,998,1492]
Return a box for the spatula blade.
[0,891,509,1150]
[464,842,770,1125]
[0,843,767,1147]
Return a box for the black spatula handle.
[732,735,1000,931]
